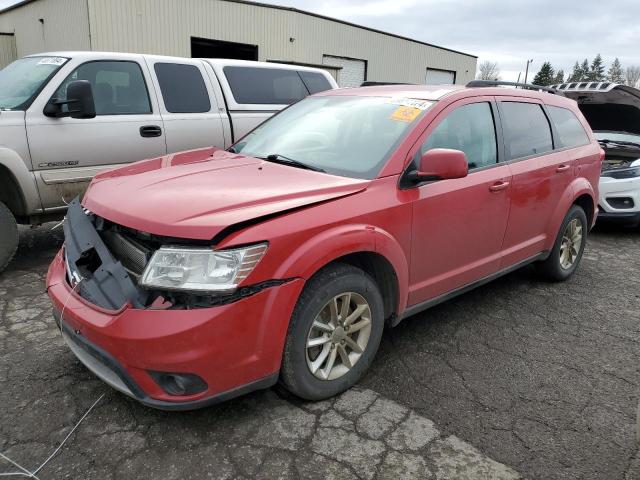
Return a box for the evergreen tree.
[607,58,624,83]
[533,62,555,86]
[588,54,605,81]
[568,61,583,82]
[553,69,565,84]
[580,59,590,80]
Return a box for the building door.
[191,37,258,60]
[425,68,456,85]
[0,33,16,68]
[323,55,366,87]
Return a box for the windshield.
[233,96,433,179]
[594,131,640,145]
[0,56,68,110]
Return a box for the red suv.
[47,83,602,409]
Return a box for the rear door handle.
[489,180,510,192]
[140,125,162,138]
[556,164,571,173]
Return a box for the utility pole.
[524,59,533,84]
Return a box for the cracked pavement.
[1,224,639,479]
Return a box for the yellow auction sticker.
[390,106,422,123]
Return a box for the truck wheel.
[535,205,588,282]
[280,263,384,401]
[0,201,18,274]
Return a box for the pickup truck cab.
[0,51,337,272]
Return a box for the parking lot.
[0,223,638,480]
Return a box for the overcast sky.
[1,0,638,81]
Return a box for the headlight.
[601,166,640,179]
[139,243,267,293]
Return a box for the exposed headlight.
[601,166,640,179]
[139,243,267,293]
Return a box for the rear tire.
[0,201,18,274]
[280,263,384,401]
[535,205,587,282]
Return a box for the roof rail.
[466,80,564,95]
[360,81,415,87]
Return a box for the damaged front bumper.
[46,200,305,409]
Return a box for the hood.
[557,83,640,135]
[84,147,369,241]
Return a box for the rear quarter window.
[154,63,211,113]
[500,102,553,160]
[547,105,590,148]
[223,66,309,105]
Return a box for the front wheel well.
[322,252,399,323]
[573,194,595,226]
[0,164,26,217]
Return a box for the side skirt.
[395,252,549,326]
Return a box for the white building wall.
[86,0,476,84]
[0,0,90,59]
[0,0,477,84]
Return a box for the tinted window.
[547,106,589,148]
[500,102,553,159]
[154,63,211,113]
[299,71,332,94]
[55,61,151,115]
[421,102,497,169]
[224,66,309,104]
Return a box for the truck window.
[223,66,309,105]
[54,61,151,116]
[298,71,332,94]
[154,63,211,113]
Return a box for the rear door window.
[500,102,553,159]
[547,106,590,148]
[223,66,309,104]
[421,102,498,170]
[298,71,332,94]
[154,63,211,113]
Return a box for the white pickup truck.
[0,51,337,272]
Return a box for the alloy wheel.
[559,218,583,270]
[305,292,372,380]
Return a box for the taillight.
[598,148,605,163]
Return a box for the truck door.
[26,58,167,209]
[145,58,227,153]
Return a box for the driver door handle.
[489,180,510,192]
[556,164,571,173]
[140,125,162,138]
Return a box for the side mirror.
[43,80,96,119]
[411,148,468,182]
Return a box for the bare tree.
[625,66,640,88]
[476,61,501,81]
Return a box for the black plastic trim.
[396,252,549,325]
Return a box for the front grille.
[101,230,151,278]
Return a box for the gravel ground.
[0,223,638,479]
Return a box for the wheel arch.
[0,147,41,219]
[273,224,409,321]
[546,179,596,249]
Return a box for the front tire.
[535,205,588,281]
[0,201,18,274]
[280,263,384,401]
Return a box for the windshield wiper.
[261,154,325,172]
[599,139,640,150]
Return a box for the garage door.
[425,68,456,85]
[323,55,366,88]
